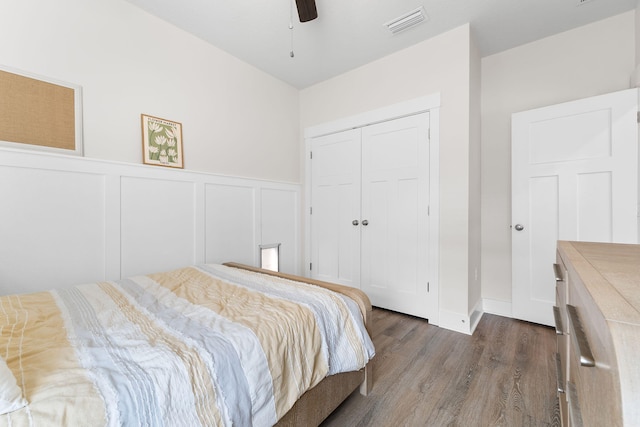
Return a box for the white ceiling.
[125,0,637,89]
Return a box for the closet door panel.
[361,113,431,318]
[397,178,420,292]
[309,112,433,320]
[310,129,361,288]
[365,179,391,291]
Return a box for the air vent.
[384,6,428,35]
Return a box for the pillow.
[0,357,27,414]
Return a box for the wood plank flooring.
[321,308,561,427]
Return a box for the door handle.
[514,224,524,231]
[352,220,359,226]
[362,220,369,226]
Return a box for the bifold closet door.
[310,129,361,288]
[361,113,431,318]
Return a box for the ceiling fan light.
[384,6,428,35]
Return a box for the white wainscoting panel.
[205,183,256,266]
[260,188,299,273]
[121,177,197,277]
[0,167,106,294]
[0,148,301,295]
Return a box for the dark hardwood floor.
[321,308,561,427]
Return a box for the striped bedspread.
[0,264,375,426]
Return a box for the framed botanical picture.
[141,114,184,168]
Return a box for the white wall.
[301,25,478,332]
[480,11,635,314]
[0,0,300,183]
[636,3,640,69]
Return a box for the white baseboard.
[440,299,511,335]
[469,299,483,334]
[482,298,512,318]
[439,298,486,335]
[438,309,472,335]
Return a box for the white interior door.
[310,129,361,288]
[361,113,431,318]
[512,89,638,326]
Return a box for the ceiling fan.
[295,0,317,22]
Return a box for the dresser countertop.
[558,241,640,325]
[558,240,640,425]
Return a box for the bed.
[0,262,374,426]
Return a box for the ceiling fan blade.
[295,0,318,22]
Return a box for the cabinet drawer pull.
[566,304,595,367]
[567,381,584,427]
[553,263,563,282]
[554,352,565,394]
[553,306,563,335]
[553,305,564,335]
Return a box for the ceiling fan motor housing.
[296,0,318,22]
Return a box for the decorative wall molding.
[0,147,300,295]
[304,93,441,139]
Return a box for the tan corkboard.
[0,69,78,152]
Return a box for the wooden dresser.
[554,241,640,426]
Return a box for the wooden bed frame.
[224,263,373,426]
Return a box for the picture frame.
[0,64,83,156]
[141,114,184,168]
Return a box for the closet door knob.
[352,220,359,226]
[514,224,524,231]
[362,220,369,226]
